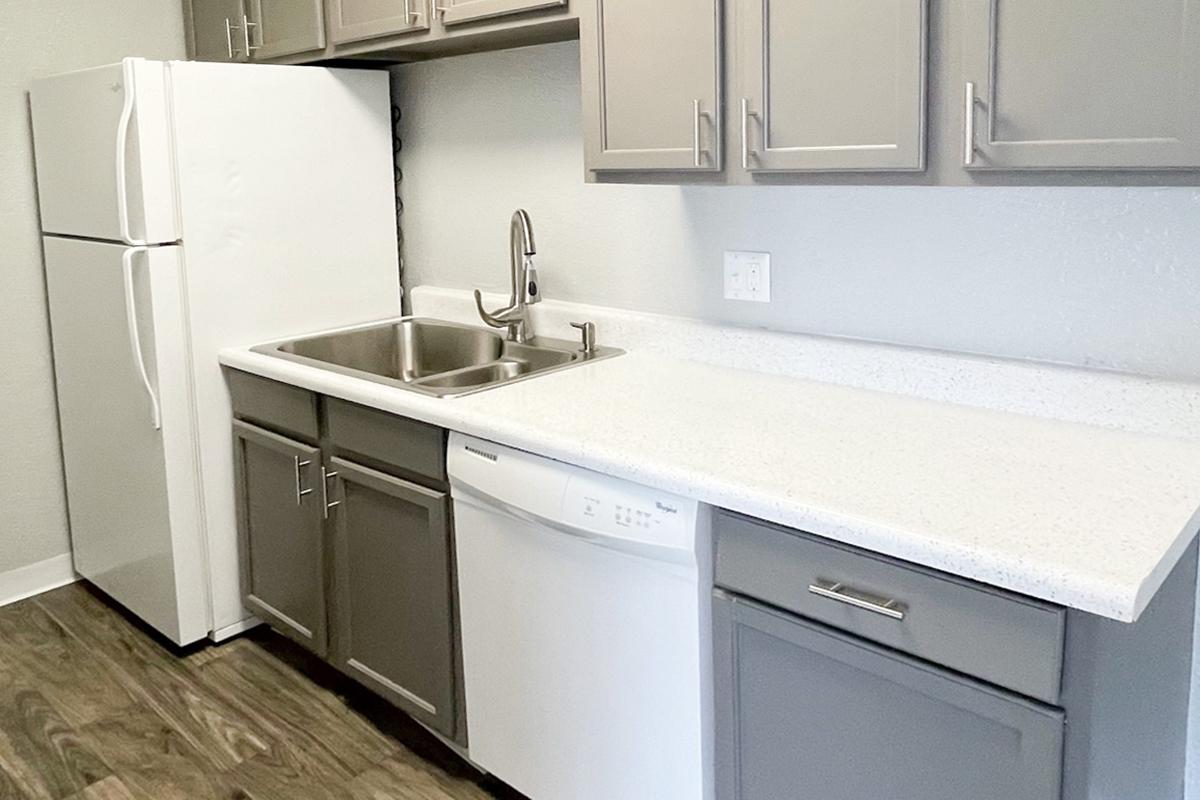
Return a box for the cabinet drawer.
[228,369,319,442]
[714,510,1066,704]
[326,398,446,484]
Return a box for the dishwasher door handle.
[452,482,693,567]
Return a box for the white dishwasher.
[448,433,712,800]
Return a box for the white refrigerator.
[30,58,401,645]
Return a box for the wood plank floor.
[0,583,524,800]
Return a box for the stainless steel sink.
[255,318,621,397]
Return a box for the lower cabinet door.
[233,421,327,655]
[330,457,457,738]
[714,591,1064,800]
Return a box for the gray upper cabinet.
[961,0,1200,170]
[714,591,1065,800]
[188,0,250,61]
[249,0,326,58]
[329,0,432,44]
[581,0,723,172]
[233,420,328,656]
[734,0,927,172]
[439,0,566,26]
[330,457,458,739]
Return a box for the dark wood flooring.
[0,583,521,800]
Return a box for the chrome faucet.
[474,209,540,343]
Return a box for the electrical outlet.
[724,251,771,302]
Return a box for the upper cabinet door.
[250,0,326,58]
[329,0,431,43]
[581,0,723,172]
[189,0,249,61]
[438,0,566,26]
[735,0,927,172]
[961,0,1200,169]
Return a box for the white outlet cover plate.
[724,251,771,302]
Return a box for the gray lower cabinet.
[230,373,464,743]
[961,0,1200,169]
[734,0,927,172]
[714,508,1199,800]
[713,591,1064,800]
[328,0,432,44]
[581,0,723,172]
[330,457,457,738]
[439,0,566,26]
[232,420,328,656]
[187,0,249,61]
[250,0,326,58]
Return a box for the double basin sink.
[254,318,621,397]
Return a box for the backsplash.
[392,40,1200,382]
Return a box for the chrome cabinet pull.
[740,98,758,171]
[321,466,341,519]
[294,458,313,505]
[242,13,259,53]
[692,99,711,168]
[808,580,906,620]
[224,17,236,58]
[964,81,979,167]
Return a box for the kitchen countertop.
[220,321,1200,623]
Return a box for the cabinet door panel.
[582,0,722,172]
[736,0,926,171]
[190,0,249,61]
[962,0,1200,169]
[329,0,431,44]
[714,592,1063,800]
[233,421,327,655]
[331,457,457,738]
[251,0,326,58]
[440,0,565,26]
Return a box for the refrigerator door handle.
[121,247,162,430]
[115,60,147,247]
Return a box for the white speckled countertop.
[219,294,1200,623]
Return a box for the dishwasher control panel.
[562,474,698,551]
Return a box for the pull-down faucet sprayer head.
[513,208,536,256]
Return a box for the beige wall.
[0,1,185,575]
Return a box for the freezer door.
[30,59,179,244]
[43,237,208,645]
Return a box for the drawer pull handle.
[808,581,906,620]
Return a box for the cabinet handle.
[321,466,341,519]
[964,81,979,167]
[404,0,425,23]
[808,580,906,620]
[224,17,236,58]
[294,458,313,505]
[740,98,758,171]
[242,13,260,53]
[692,99,711,168]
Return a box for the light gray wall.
[393,41,1200,381]
[0,2,186,576]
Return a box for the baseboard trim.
[0,553,78,608]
